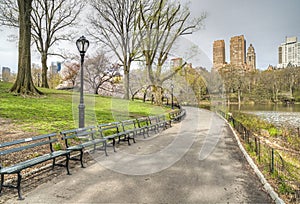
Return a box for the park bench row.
[0,110,185,200]
[169,108,186,122]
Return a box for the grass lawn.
[0,82,169,134]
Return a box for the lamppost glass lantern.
[76,36,89,128]
[76,36,90,54]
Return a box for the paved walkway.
[7,107,272,203]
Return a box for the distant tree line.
[217,65,300,105]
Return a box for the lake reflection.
[229,104,300,129]
[230,104,300,112]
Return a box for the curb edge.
[218,113,285,204]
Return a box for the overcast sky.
[0,0,300,72]
[185,0,300,69]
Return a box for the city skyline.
[0,0,300,72]
[184,0,300,70]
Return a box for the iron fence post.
[271,148,274,174]
[258,138,261,162]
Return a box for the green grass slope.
[0,82,169,134]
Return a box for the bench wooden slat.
[0,139,57,156]
[76,126,95,132]
[76,130,97,137]
[0,133,57,148]
[0,150,70,174]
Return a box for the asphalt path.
[7,107,272,203]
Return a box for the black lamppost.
[171,84,174,109]
[76,36,89,128]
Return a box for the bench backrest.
[0,133,57,156]
[0,133,58,167]
[137,117,149,128]
[60,126,96,148]
[120,119,137,132]
[169,110,180,117]
[76,126,97,139]
[169,109,186,121]
[98,122,120,137]
[158,115,166,122]
[148,116,158,125]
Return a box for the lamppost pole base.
[78,103,85,128]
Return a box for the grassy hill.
[0,82,169,134]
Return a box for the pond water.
[229,104,300,112]
[229,104,300,129]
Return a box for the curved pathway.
[8,107,272,203]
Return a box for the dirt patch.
[0,118,35,142]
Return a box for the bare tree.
[129,67,149,100]
[9,0,42,95]
[138,0,206,104]
[62,62,80,87]
[31,0,85,88]
[88,0,142,99]
[0,0,85,88]
[31,63,42,87]
[84,52,121,94]
[0,0,18,27]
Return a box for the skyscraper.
[278,36,300,68]
[213,40,226,70]
[213,35,256,71]
[230,35,246,67]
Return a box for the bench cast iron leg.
[0,174,4,194]
[80,149,85,168]
[66,154,71,175]
[112,139,116,152]
[17,172,24,200]
[52,158,56,169]
[104,142,108,156]
[127,134,131,145]
[94,144,96,152]
[132,133,136,143]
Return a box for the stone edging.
[218,113,285,204]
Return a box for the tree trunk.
[238,89,241,110]
[273,84,278,102]
[152,85,163,105]
[41,52,49,88]
[94,82,100,95]
[10,0,42,95]
[123,68,130,100]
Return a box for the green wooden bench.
[120,119,146,144]
[60,126,107,168]
[147,116,160,133]
[157,114,171,130]
[98,122,122,152]
[169,109,186,123]
[136,117,150,138]
[0,133,70,200]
